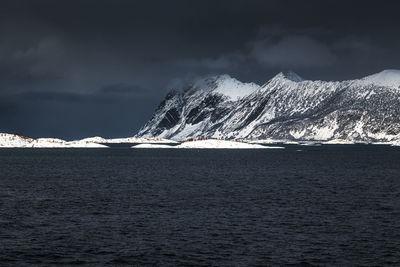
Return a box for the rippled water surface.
[1,145,400,266]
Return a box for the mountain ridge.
[136,69,400,142]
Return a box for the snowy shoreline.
[0,133,174,148]
[1,133,400,148]
[132,139,284,149]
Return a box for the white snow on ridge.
[78,136,108,143]
[213,76,260,100]
[359,69,400,88]
[0,133,34,148]
[132,139,284,149]
[195,75,260,100]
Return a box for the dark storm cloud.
[17,91,85,102]
[0,0,399,138]
[98,83,148,97]
[250,35,337,68]
[1,90,160,139]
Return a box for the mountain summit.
[136,70,400,143]
[273,71,304,82]
[192,74,260,100]
[359,69,400,88]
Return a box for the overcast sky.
[1,0,400,139]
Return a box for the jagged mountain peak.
[272,71,304,83]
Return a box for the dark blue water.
[1,145,400,266]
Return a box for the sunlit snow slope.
[137,70,400,143]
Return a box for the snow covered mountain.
[136,70,400,143]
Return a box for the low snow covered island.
[0,134,176,148]
[132,139,283,149]
[0,133,108,148]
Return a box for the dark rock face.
[157,108,181,129]
[136,71,400,142]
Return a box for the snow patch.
[195,75,260,100]
[132,139,284,149]
[359,69,400,88]
[81,136,177,144]
[322,139,356,144]
[132,144,174,148]
[0,133,108,148]
[290,128,306,139]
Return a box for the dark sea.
[1,145,400,266]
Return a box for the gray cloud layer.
[0,0,399,138]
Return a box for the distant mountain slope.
[136,70,400,143]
